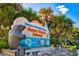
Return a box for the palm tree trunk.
[54,28,57,47]
[60,32,64,47]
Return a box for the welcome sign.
[21,21,50,48]
[13,17,50,48]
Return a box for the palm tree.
[39,7,76,47]
[0,3,23,27]
[55,15,75,47]
[39,7,59,47]
[39,7,53,22]
[0,4,15,28]
[0,4,39,48]
[15,8,39,22]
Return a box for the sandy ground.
[0,53,5,56]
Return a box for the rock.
[41,47,73,56]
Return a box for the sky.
[22,3,79,28]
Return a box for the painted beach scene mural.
[0,3,79,56]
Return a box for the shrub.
[0,42,9,49]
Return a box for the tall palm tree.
[55,15,75,47]
[39,7,59,47]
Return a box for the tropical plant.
[54,15,75,47]
[0,4,39,48]
[0,4,79,49]
[15,8,39,22]
[38,7,58,47]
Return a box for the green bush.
[66,45,76,50]
[0,42,9,49]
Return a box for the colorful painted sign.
[13,17,50,48]
[20,22,50,48]
[20,37,50,48]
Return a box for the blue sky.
[22,3,79,28]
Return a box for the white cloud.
[56,5,64,9]
[56,5,69,14]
